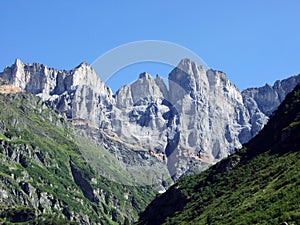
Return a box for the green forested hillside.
[137,83,300,225]
[0,85,156,224]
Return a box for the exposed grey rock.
[242,75,300,116]
[155,75,169,99]
[1,58,299,181]
[241,74,300,138]
[166,60,252,179]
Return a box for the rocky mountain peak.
[129,72,165,103]
[170,58,200,82]
[76,61,89,68]
[176,58,206,78]
[168,58,208,104]
[0,59,113,97]
[177,58,198,72]
[1,58,299,181]
[14,58,24,67]
[138,72,151,79]
[71,61,110,95]
[242,74,300,116]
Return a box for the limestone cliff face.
[241,74,300,139]
[0,60,172,186]
[165,60,252,178]
[113,72,170,153]
[242,75,300,116]
[1,59,299,180]
[0,59,109,96]
[0,59,114,129]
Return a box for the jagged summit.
[13,58,58,72]
[14,58,24,66]
[175,58,207,77]
[1,58,299,180]
[138,71,152,79]
[1,59,112,96]
[177,58,204,70]
[242,74,300,116]
[76,61,90,68]
[177,58,194,67]
[169,58,208,100]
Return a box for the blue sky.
[0,0,299,92]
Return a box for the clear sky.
[1,0,299,92]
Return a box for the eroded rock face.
[1,59,114,129]
[241,74,300,138]
[166,60,252,179]
[1,58,299,180]
[113,73,171,155]
[242,75,300,115]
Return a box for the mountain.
[1,59,299,181]
[242,74,300,138]
[137,83,300,225]
[0,58,299,224]
[0,80,156,224]
[243,75,300,116]
[0,59,171,189]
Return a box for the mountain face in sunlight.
[137,83,300,225]
[1,59,299,181]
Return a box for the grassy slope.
[0,91,156,224]
[137,84,300,225]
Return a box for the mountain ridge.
[137,83,300,225]
[1,58,299,181]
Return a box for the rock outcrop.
[243,75,300,116]
[1,58,299,180]
[241,74,300,139]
